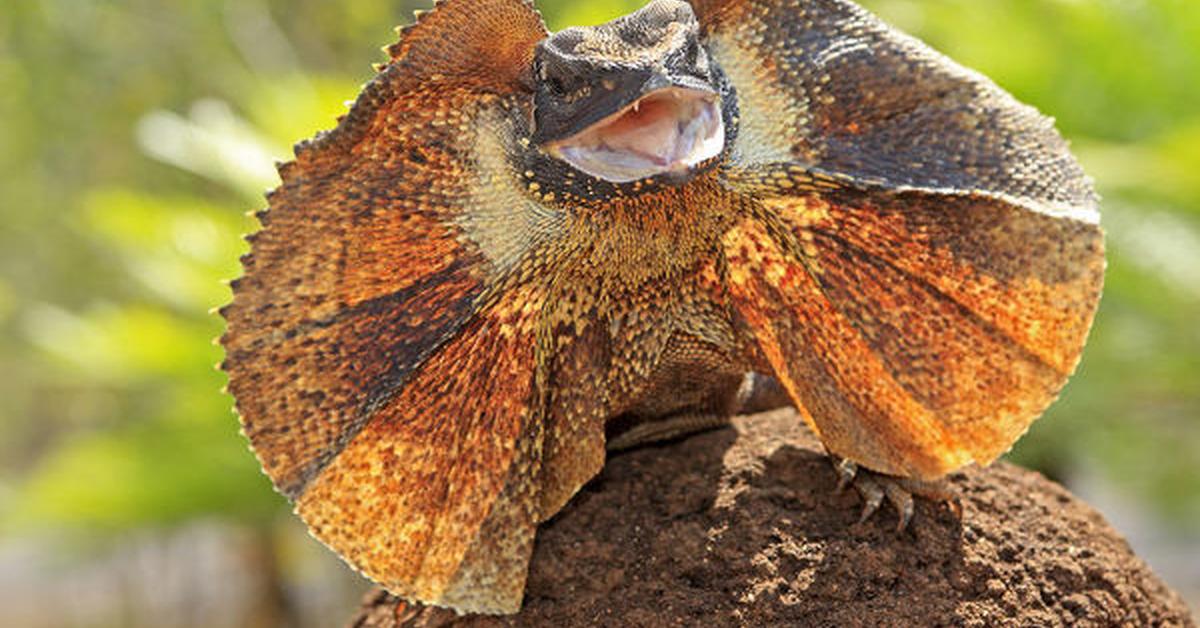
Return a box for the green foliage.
[1,0,1197,546]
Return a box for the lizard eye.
[548,76,570,97]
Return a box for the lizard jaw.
[546,87,725,183]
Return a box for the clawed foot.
[831,457,961,533]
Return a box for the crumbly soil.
[348,409,1195,627]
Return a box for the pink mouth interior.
[548,87,725,183]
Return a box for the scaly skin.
[220,0,1104,615]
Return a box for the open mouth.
[545,87,725,183]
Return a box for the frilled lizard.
[220,0,1104,616]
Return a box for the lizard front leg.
[607,371,793,451]
[605,325,961,532]
[831,457,962,532]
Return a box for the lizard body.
[221,0,1104,614]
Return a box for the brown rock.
[348,409,1195,627]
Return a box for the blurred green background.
[1,0,1197,625]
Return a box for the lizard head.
[532,0,727,184]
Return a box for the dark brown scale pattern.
[693,0,1096,210]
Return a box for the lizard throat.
[545,87,725,183]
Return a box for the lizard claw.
[828,456,959,533]
[882,481,915,532]
[833,457,859,493]
[854,473,885,523]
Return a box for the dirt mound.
[350,409,1194,627]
